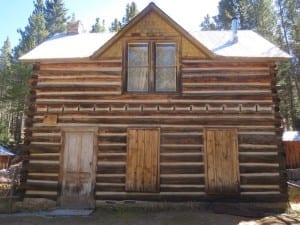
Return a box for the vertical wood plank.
[143,129,152,192]
[126,128,160,193]
[61,129,96,208]
[136,129,145,191]
[126,129,136,191]
[204,128,240,195]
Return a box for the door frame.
[58,127,98,208]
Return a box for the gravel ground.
[0,205,299,225]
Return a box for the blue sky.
[0,0,219,49]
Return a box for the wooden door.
[204,128,240,195]
[126,128,160,192]
[60,129,96,208]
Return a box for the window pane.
[155,43,176,92]
[128,43,148,66]
[127,43,149,92]
[156,68,176,92]
[156,43,176,66]
[127,67,148,92]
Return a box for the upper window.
[126,41,177,93]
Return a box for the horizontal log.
[26,136,61,143]
[37,70,121,77]
[160,176,204,185]
[97,164,125,174]
[96,174,125,184]
[36,82,121,88]
[161,164,203,174]
[160,184,205,192]
[36,91,121,97]
[239,154,279,164]
[35,86,121,93]
[24,181,58,191]
[162,135,202,145]
[29,154,60,161]
[182,75,271,83]
[99,136,126,144]
[39,62,122,70]
[239,134,280,145]
[182,83,272,93]
[25,190,57,200]
[240,173,280,184]
[96,183,124,192]
[95,193,286,203]
[26,163,59,173]
[34,92,275,102]
[98,146,126,153]
[181,60,270,68]
[98,153,126,162]
[239,144,278,150]
[27,173,59,182]
[27,145,61,153]
[240,185,279,192]
[240,163,279,173]
[160,153,203,163]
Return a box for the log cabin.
[20,3,290,209]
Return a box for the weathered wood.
[60,129,97,208]
[22,13,285,205]
[204,128,240,194]
[126,128,160,192]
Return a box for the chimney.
[67,21,85,35]
[231,17,238,43]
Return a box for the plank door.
[204,128,240,195]
[60,130,96,209]
[126,128,160,192]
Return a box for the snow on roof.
[0,146,14,156]
[191,30,290,59]
[19,30,289,62]
[282,131,300,141]
[19,32,115,61]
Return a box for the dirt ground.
[0,203,300,225]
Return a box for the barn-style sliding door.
[126,128,160,192]
[60,128,97,209]
[204,128,240,195]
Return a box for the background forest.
[0,0,299,148]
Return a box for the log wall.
[23,58,286,203]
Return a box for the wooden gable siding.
[99,10,208,59]
[23,57,286,203]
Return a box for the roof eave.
[215,55,291,62]
[19,57,92,63]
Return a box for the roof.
[19,32,114,61]
[191,30,290,60]
[283,131,300,141]
[0,146,14,156]
[19,2,290,62]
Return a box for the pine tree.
[91,18,105,33]
[0,37,12,69]
[276,0,300,129]
[45,0,68,36]
[200,14,217,31]
[14,0,48,58]
[109,18,122,32]
[0,38,31,145]
[122,2,138,25]
[109,2,138,32]
[212,0,277,40]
